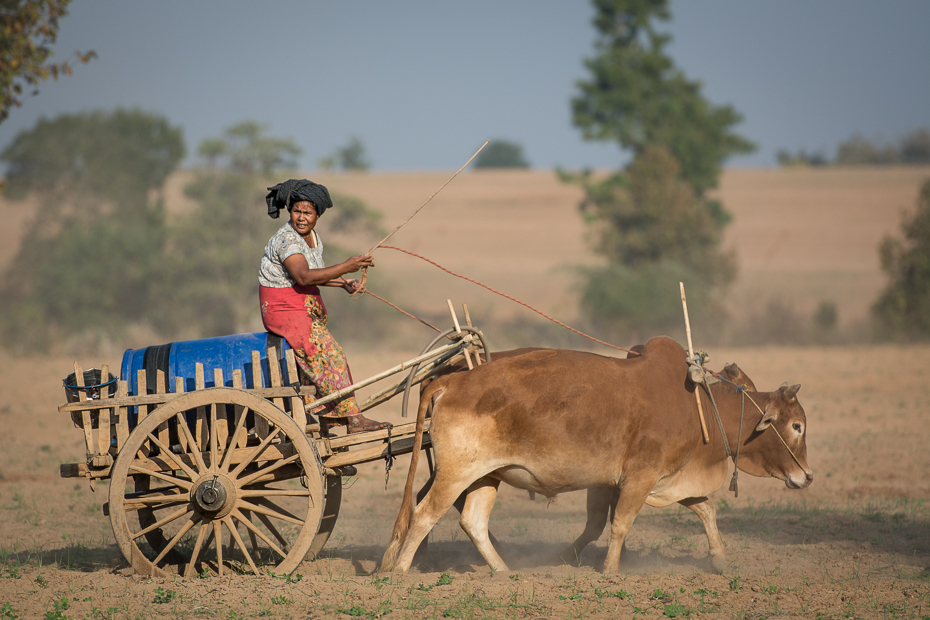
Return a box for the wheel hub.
[192,474,235,518]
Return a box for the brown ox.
[421,346,758,569]
[561,359,758,568]
[381,336,812,574]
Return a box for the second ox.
[381,336,813,574]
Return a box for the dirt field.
[2,167,930,619]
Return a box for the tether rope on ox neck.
[701,381,743,497]
[373,245,635,355]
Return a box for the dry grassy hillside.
[310,166,930,335]
[2,166,928,344]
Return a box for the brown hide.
[566,359,760,565]
[380,336,812,575]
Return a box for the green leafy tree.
[0,0,96,124]
[571,0,755,196]
[571,146,735,338]
[835,133,898,165]
[0,108,184,350]
[318,136,370,171]
[473,139,530,169]
[154,171,269,338]
[2,109,184,206]
[900,128,930,164]
[872,179,930,339]
[196,120,301,175]
[776,149,828,167]
[567,0,749,336]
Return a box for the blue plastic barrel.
[119,332,293,428]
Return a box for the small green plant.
[652,588,672,601]
[270,595,291,605]
[44,598,69,620]
[1,602,18,620]
[694,588,718,612]
[195,569,210,579]
[663,602,692,618]
[729,575,742,592]
[436,572,454,586]
[416,583,433,592]
[34,575,48,588]
[508,573,521,582]
[594,588,631,599]
[152,586,177,604]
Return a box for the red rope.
[362,288,442,333]
[373,245,634,354]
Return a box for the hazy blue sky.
[1,1,928,172]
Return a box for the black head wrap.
[265,179,333,219]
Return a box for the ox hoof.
[709,555,727,575]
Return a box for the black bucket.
[63,368,118,403]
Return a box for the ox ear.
[779,383,801,400]
[755,405,779,432]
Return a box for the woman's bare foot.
[346,413,391,434]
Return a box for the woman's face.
[289,200,319,237]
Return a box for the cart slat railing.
[59,333,477,484]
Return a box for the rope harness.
[704,369,807,496]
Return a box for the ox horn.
[781,384,801,400]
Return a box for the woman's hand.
[342,254,375,273]
[342,278,362,294]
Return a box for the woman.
[259,179,388,434]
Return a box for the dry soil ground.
[2,167,930,619]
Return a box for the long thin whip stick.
[366,140,490,254]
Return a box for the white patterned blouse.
[258,224,325,288]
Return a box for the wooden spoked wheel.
[309,474,342,558]
[108,388,324,578]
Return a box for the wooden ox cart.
[57,310,488,578]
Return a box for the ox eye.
[792,422,803,433]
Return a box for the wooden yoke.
[447,299,474,370]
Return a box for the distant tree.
[567,0,749,336]
[197,121,301,175]
[318,136,370,171]
[900,128,930,164]
[0,109,184,350]
[571,0,755,195]
[572,145,735,337]
[835,133,898,165]
[473,140,530,169]
[872,178,930,339]
[776,149,828,167]
[1,108,184,207]
[0,0,96,124]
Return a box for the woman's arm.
[283,254,374,288]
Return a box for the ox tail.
[378,384,440,572]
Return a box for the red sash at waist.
[259,284,326,352]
